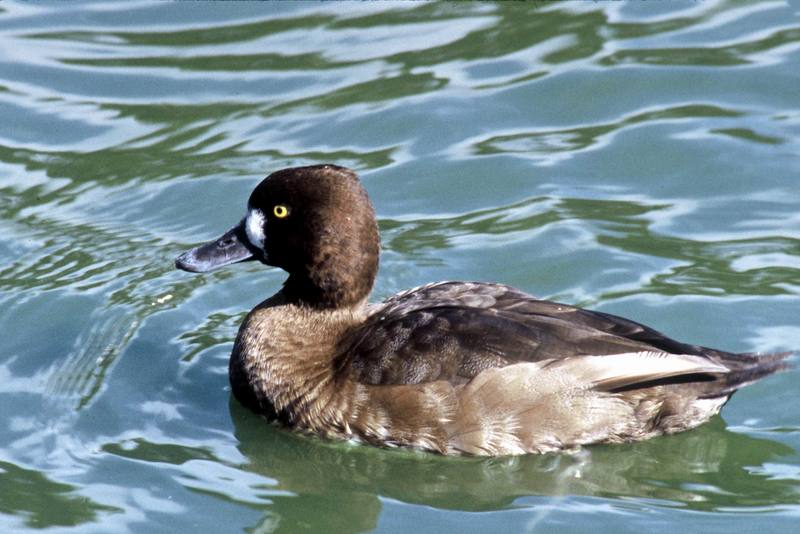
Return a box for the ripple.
[382,194,800,299]
[599,25,800,67]
[46,306,139,409]
[101,437,218,465]
[710,127,784,145]
[176,310,244,363]
[469,103,744,163]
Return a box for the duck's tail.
[702,351,792,399]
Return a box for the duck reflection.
[230,400,797,534]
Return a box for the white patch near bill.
[246,209,266,250]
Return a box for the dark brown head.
[176,164,380,308]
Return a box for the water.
[1,1,799,532]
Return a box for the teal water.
[1,1,799,532]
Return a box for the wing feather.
[339,282,735,388]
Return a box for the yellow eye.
[273,205,290,219]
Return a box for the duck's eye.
[273,205,290,219]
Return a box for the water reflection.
[0,460,121,529]
[230,402,797,533]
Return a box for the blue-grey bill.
[175,221,256,273]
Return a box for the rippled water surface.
[1,1,799,532]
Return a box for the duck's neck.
[229,291,367,424]
[281,258,377,309]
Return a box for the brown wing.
[337,281,739,386]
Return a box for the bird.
[175,164,790,456]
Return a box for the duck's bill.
[175,221,257,273]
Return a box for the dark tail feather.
[702,352,792,398]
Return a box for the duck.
[175,164,790,456]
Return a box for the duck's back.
[341,281,781,393]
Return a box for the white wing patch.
[551,351,729,391]
[246,209,266,250]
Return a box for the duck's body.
[177,165,789,456]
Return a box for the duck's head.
[176,164,380,308]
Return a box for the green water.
[1,1,799,532]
